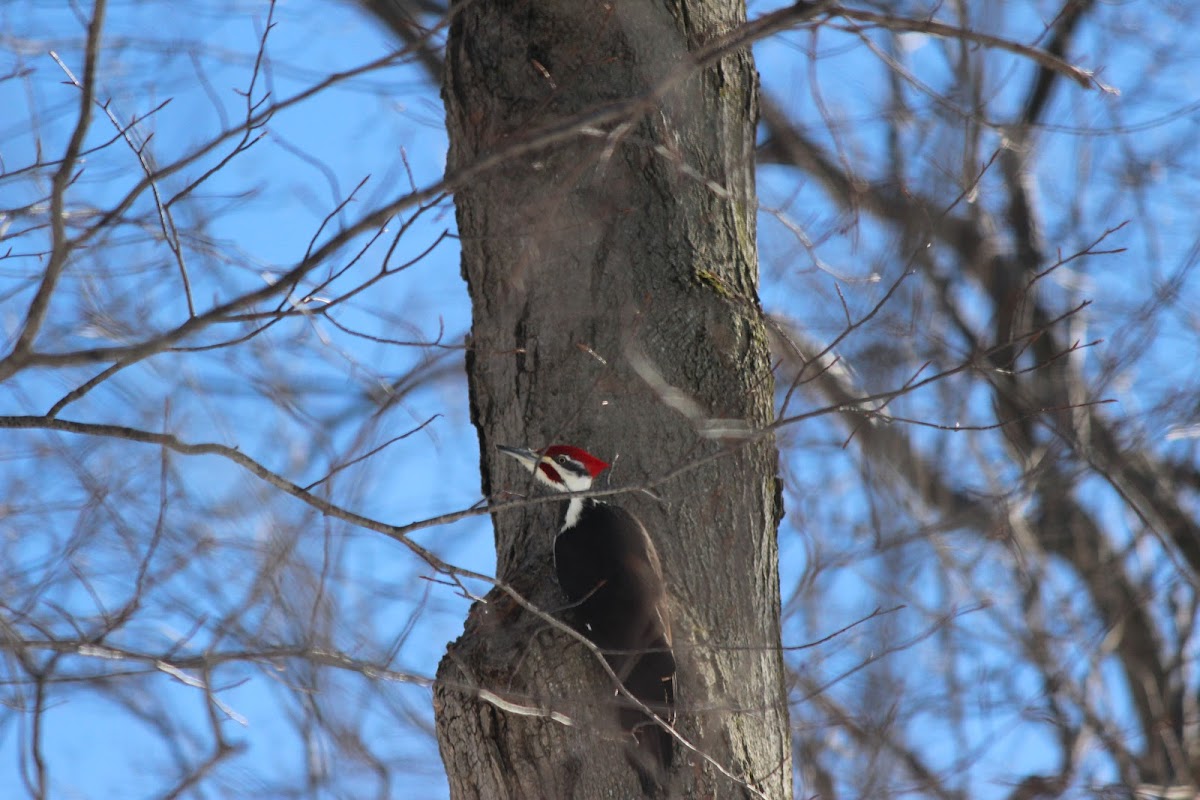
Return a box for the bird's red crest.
[544,445,609,477]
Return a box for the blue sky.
[2,1,1197,798]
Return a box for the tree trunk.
[434,1,791,796]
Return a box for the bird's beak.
[496,444,541,473]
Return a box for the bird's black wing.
[553,501,676,773]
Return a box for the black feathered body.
[554,498,676,773]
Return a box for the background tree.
[430,0,795,796]
[2,1,1198,799]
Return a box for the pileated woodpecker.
[497,443,676,779]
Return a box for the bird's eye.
[556,455,568,465]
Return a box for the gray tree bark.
[432,1,792,797]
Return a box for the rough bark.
[433,0,791,797]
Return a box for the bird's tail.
[618,635,676,785]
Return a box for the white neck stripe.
[562,497,584,530]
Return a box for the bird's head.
[497,443,609,494]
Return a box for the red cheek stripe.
[538,462,562,484]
